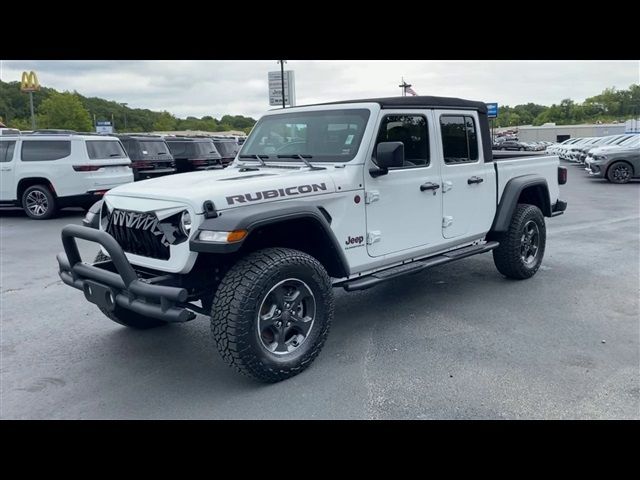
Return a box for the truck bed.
[493,154,561,205]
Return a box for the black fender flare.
[490,175,551,233]
[190,201,350,277]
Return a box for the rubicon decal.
[345,235,364,250]
[226,183,328,205]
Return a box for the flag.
[405,86,418,96]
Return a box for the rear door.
[0,139,18,200]
[436,111,495,239]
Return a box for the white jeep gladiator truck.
[57,96,567,382]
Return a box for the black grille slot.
[106,209,170,260]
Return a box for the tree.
[37,92,93,131]
[153,111,177,131]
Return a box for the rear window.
[21,141,71,162]
[139,141,170,156]
[86,140,126,160]
[214,141,238,156]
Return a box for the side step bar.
[342,241,499,292]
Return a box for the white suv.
[0,134,133,219]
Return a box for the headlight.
[198,230,247,243]
[593,155,607,161]
[180,211,192,236]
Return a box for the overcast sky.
[1,60,638,120]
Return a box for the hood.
[105,165,337,214]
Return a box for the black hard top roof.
[307,96,487,113]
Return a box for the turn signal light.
[73,165,102,172]
[227,230,247,242]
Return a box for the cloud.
[1,60,638,120]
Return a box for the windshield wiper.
[109,153,121,157]
[239,154,268,166]
[276,154,324,170]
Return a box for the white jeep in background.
[57,96,567,382]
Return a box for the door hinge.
[442,216,454,228]
[442,181,453,193]
[367,231,382,245]
[365,191,380,204]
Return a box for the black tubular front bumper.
[57,225,196,323]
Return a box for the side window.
[21,141,71,162]
[0,141,16,162]
[440,115,479,164]
[375,114,429,167]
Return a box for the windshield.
[618,136,639,148]
[240,109,371,162]
[139,141,170,156]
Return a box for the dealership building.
[516,119,639,143]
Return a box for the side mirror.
[370,141,404,177]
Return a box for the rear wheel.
[210,248,334,382]
[92,252,167,329]
[493,204,546,280]
[607,161,633,184]
[22,185,57,219]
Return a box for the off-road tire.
[93,252,167,329]
[22,184,57,220]
[210,248,334,383]
[606,161,633,184]
[493,204,546,280]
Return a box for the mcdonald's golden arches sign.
[20,71,40,92]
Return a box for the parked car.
[0,133,132,219]
[576,135,634,164]
[548,138,580,156]
[585,136,640,183]
[57,95,567,382]
[116,134,176,181]
[559,137,594,160]
[164,136,223,173]
[496,140,529,151]
[211,138,239,167]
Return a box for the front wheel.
[492,204,546,280]
[210,248,334,382]
[607,161,633,184]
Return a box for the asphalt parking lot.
[1,162,638,419]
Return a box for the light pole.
[277,60,287,108]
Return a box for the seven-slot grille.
[106,209,170,260]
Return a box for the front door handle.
[420,182,440,192]
[467,176,484,185]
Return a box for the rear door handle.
[467,176,484,184]
[420,182,440,192]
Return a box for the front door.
[436,112,495,239]
[365,111,442,257]
[0,140,17,201]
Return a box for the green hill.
[0,79,256,133]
